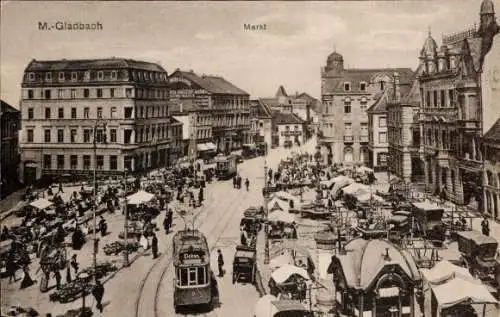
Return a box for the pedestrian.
[70,254,79,275]
[233,176,237,188]
[99,216,107,237]
[217,249,224,277]
[20,265,35,289]
[245,178,250,191]
[54,268,61,289]
[240,232,247,246]
[163,215,170,234]
[167,209,174,232]
[58,182,64,194]
[92,279,105,313]
[151,233,159,259]
[481,215,490,236]
[198,188,204,204]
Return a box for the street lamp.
[263,153,270,265]
[123,168,129,267]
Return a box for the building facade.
[367,89,389,171]
[250,100,273,148]
[168,70,251,155]
[169,117,184,164]
[320,51,413,166]
[1,100,21,197]
[387,72,423,183]
[484,119,500,221]
[273,112,305,147]
[418,0,499,206]
[19,58,170,184]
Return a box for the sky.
[0,0,490,108]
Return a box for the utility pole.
[263,148,270,265]
[92,121,106,282]
[123,168,129,267]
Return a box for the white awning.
[127,190,154,205]
[197,143,207,151]
[205,142,217,151]
[30,198,53,210]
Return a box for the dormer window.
[84,71,90,81]
[45,72,52,81]
[97,71,104,80]
[111,70,117,79]
[380,81,385,91]
[28,73,35,81]
[71,72,77,81]
[344,82,351,91]
[360,82,367,91]
[58,72,65,81]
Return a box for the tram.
[173,229,216,312]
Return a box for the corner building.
[320,51,412,166]
[19,58,170,184]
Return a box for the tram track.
[134,180,253,317]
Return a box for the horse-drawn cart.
[232,245,257,284]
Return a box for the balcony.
[360,135,369,143]
[344,135,353,143]
[458,158,482,172]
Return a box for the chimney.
[393,72,401,102]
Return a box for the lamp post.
[263,156,270,265]
[123,168,129,267]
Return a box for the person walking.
[92,279,105,313]
[481,215,490,236]
[233,176,237,189]
[99,216,107,237]
[151,233,159,259]
[198,188,204,204]
[163,215,170,234]
[70,254,79,275]
[245,178,250,191]
[7,252,17,284]
[20,265,35,289]
[217,249,224,277]
[54,268,61,289]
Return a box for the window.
[43,155,51,169]
[110,88,115,98]
[71,89,76,99]
[110,155,117,170]
[57,89,64,99]
[57,155,64,169]
[361,122,368,135]
[84,89,90,98]
[110,129,117,143]
[97,107,103,118]
[27,129,34,142]
[344,102,351,114]
[379,132,387,143]
[28,90,34,99]
[45,108,51,119]
[126,88,132,98]
[433,91,438,107]
[377,153,388,166]
[70,155,78,169]
[360,82,367,91]
[111,71,117,79]
[44,90,51,99]
[97,71,104,80]
[28,108,34,119]
[110,107,117,118]
[124,130,132,144]
[96,155,104,170]
[58,108,64,119]
[57,129,64,143]
[70,129,77,143]
[83,129,91,143]
[83,155,90,170]
[58,72,64,81]
[28,73,35,81]
[96,129,104,143]
[448,89,454,107]
[379,117,386,127]
[440,90,445,108]
[380,81,385,91]
[125,107,133,118]
[71,72,77,81]
[45,72,52,81]
[344,82,351,91]
[97,88,103,98]
[345,123,352,135]
[44,129,51,142]
[71,107,77,119]
[84,107,89,118]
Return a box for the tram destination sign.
[180,251,204,264]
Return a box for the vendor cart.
[411,202,446,244]
[232,245,257,284]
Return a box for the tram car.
[172,229,216,312]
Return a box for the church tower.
[478,0,499,69]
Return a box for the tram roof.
[173,230,209,254]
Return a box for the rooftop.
[170,70,248,95]
[272,111,304,125]
[484,118,500,143]
[24,58,166,73]
[1,100,19,113]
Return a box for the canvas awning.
[30,198,53,210]
[268,197,289,212]
[127,190,154,205]
[197,143,208,151]
[268,210,295,223]
[420,260,473,285]
[270,253,295,270]
[271,264,310,284]
[205,142,217,151]
[431,277,497,309]
[342,183,370,195]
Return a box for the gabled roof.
[276,85,288,97]
[256,99,273,118]
[400,77,421,107]
[272,111,304,125]
[366,88,392,114]
[25,58,166,72]
[484,118,500,143]
[322,68,413,94]
[296,92,317,101]
[169,116,182,125]
[170,70,249,95]
[1,100,19,113]
[260,98,281,108]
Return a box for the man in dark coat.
[151,234,159,259]
[92,279,105,313]
[198,189,204,204]
[217,249,224,277]
[481,215,490,236]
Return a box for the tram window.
[180,268,189,286]
[189,268,197,285]
[197,267,205,284]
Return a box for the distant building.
[417,0,499,206]
[320,51,413,166]
[169,117,184,164]
[387,70,423,183]
[168,70,251,155]
[272,111,305,148]
[366,89,389,171]
[172,114,191,158]
[19,58,170,184]
[483,118,500,221]
[1,100,21,197]
[249,99,273,148]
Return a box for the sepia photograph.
[1,0,500,316]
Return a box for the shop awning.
[271,264,310,284]
[127,190,154,205]
[30,198,53,210]
[431,277,497,309]
[197,143,207,151]
[205,142,217,151]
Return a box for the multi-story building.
[249,100,273,147]
[1,100,21,197]
[274,111,305,147]
[169,117,184,164]
[19,58,170,184]
[387,70,423,183]
[367,89,390,171]
[168,70,251,154]
[291,92,320,140]
[418,0,499,206]
[483,118,500,221]
[319,51,413,166]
